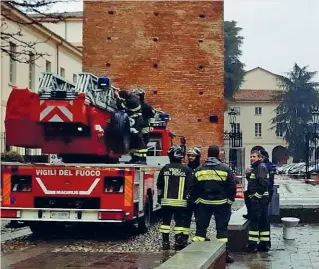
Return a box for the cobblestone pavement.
[228,224,319,269]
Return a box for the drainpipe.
[56,40,62,74]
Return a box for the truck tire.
[106,111,131,154]
[135,196,152,234]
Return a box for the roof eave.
[2,3,82,58]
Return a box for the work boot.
[257,242,270,252]
[175,234,184,250]
[162,234,170,250]
[245,242,258,253]
[226,251,234,263]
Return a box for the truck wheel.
[106,111,131,154]
[135,196,152,234]
[30,223,54,237]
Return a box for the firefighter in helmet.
[245,150,270,253]
[187,147,201,170]
[188,145,236,263]
[157,145,193,250]
[114,89,147,164]
[132,88,156,147]
[181,146,202,247]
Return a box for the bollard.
[281,217,300,240]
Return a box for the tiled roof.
[233,89,283,102]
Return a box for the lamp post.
[306,106,319,179]
[224,108,242,174]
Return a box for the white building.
[31,12,83,50]
[224,67,289,167]
[1,3,82,153]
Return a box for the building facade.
[82,1,225,152]
[1,3,82,153]
[224,67,289,167]
[31,12,83,50]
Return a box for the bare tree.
[1,0,79,64]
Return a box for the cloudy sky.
[53,0,319,79]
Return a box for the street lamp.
[312,106,319,125]
[224,108,242,174]
[228,108,237,126]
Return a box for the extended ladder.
[37,72,76,100]
[75,72,118,112]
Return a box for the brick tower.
[83,1,224,151]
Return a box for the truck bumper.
[0,207,131,223]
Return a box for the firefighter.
[114,89,147,164]
[182,147,202,246]
[188,145,236,264]
[157,145,193,250]
[132,88,156,146]
[187,147,201,170]
[245,150,270,253]
[260,150,276,203]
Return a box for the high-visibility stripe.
[159,225,171,233]
[129,105,141,112]
[178,177,185,200]
[249,237,259,241]
[249,231,259,235]
[192,236,206,242]
[217,238,228,243]
[183,228,190,235]
[161,199,187,207]
[250,173,256,179]
[124,175,133,206]
[260,237,270,241]
[2,173,11,206]
[249,193,262,199]
[195,170,227,181]
[164,176,169,199]
[196,198,227,205]
[260,231,270,236]
[174,227,184,234]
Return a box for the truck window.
[11,175,32,192]
[104,176,124,193]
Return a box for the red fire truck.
[1,73,185,235]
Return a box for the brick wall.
[83,1,224,155]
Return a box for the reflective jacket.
[157,162,193,207]
[141,101,155,133]
[188,157,236,206]
[246,161,269,199]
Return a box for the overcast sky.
[53,0,319,79]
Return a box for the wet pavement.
[2,225,319,269]
[2,250,175,269]
[228,224,319,269]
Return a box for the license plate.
[50,211,70,219]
